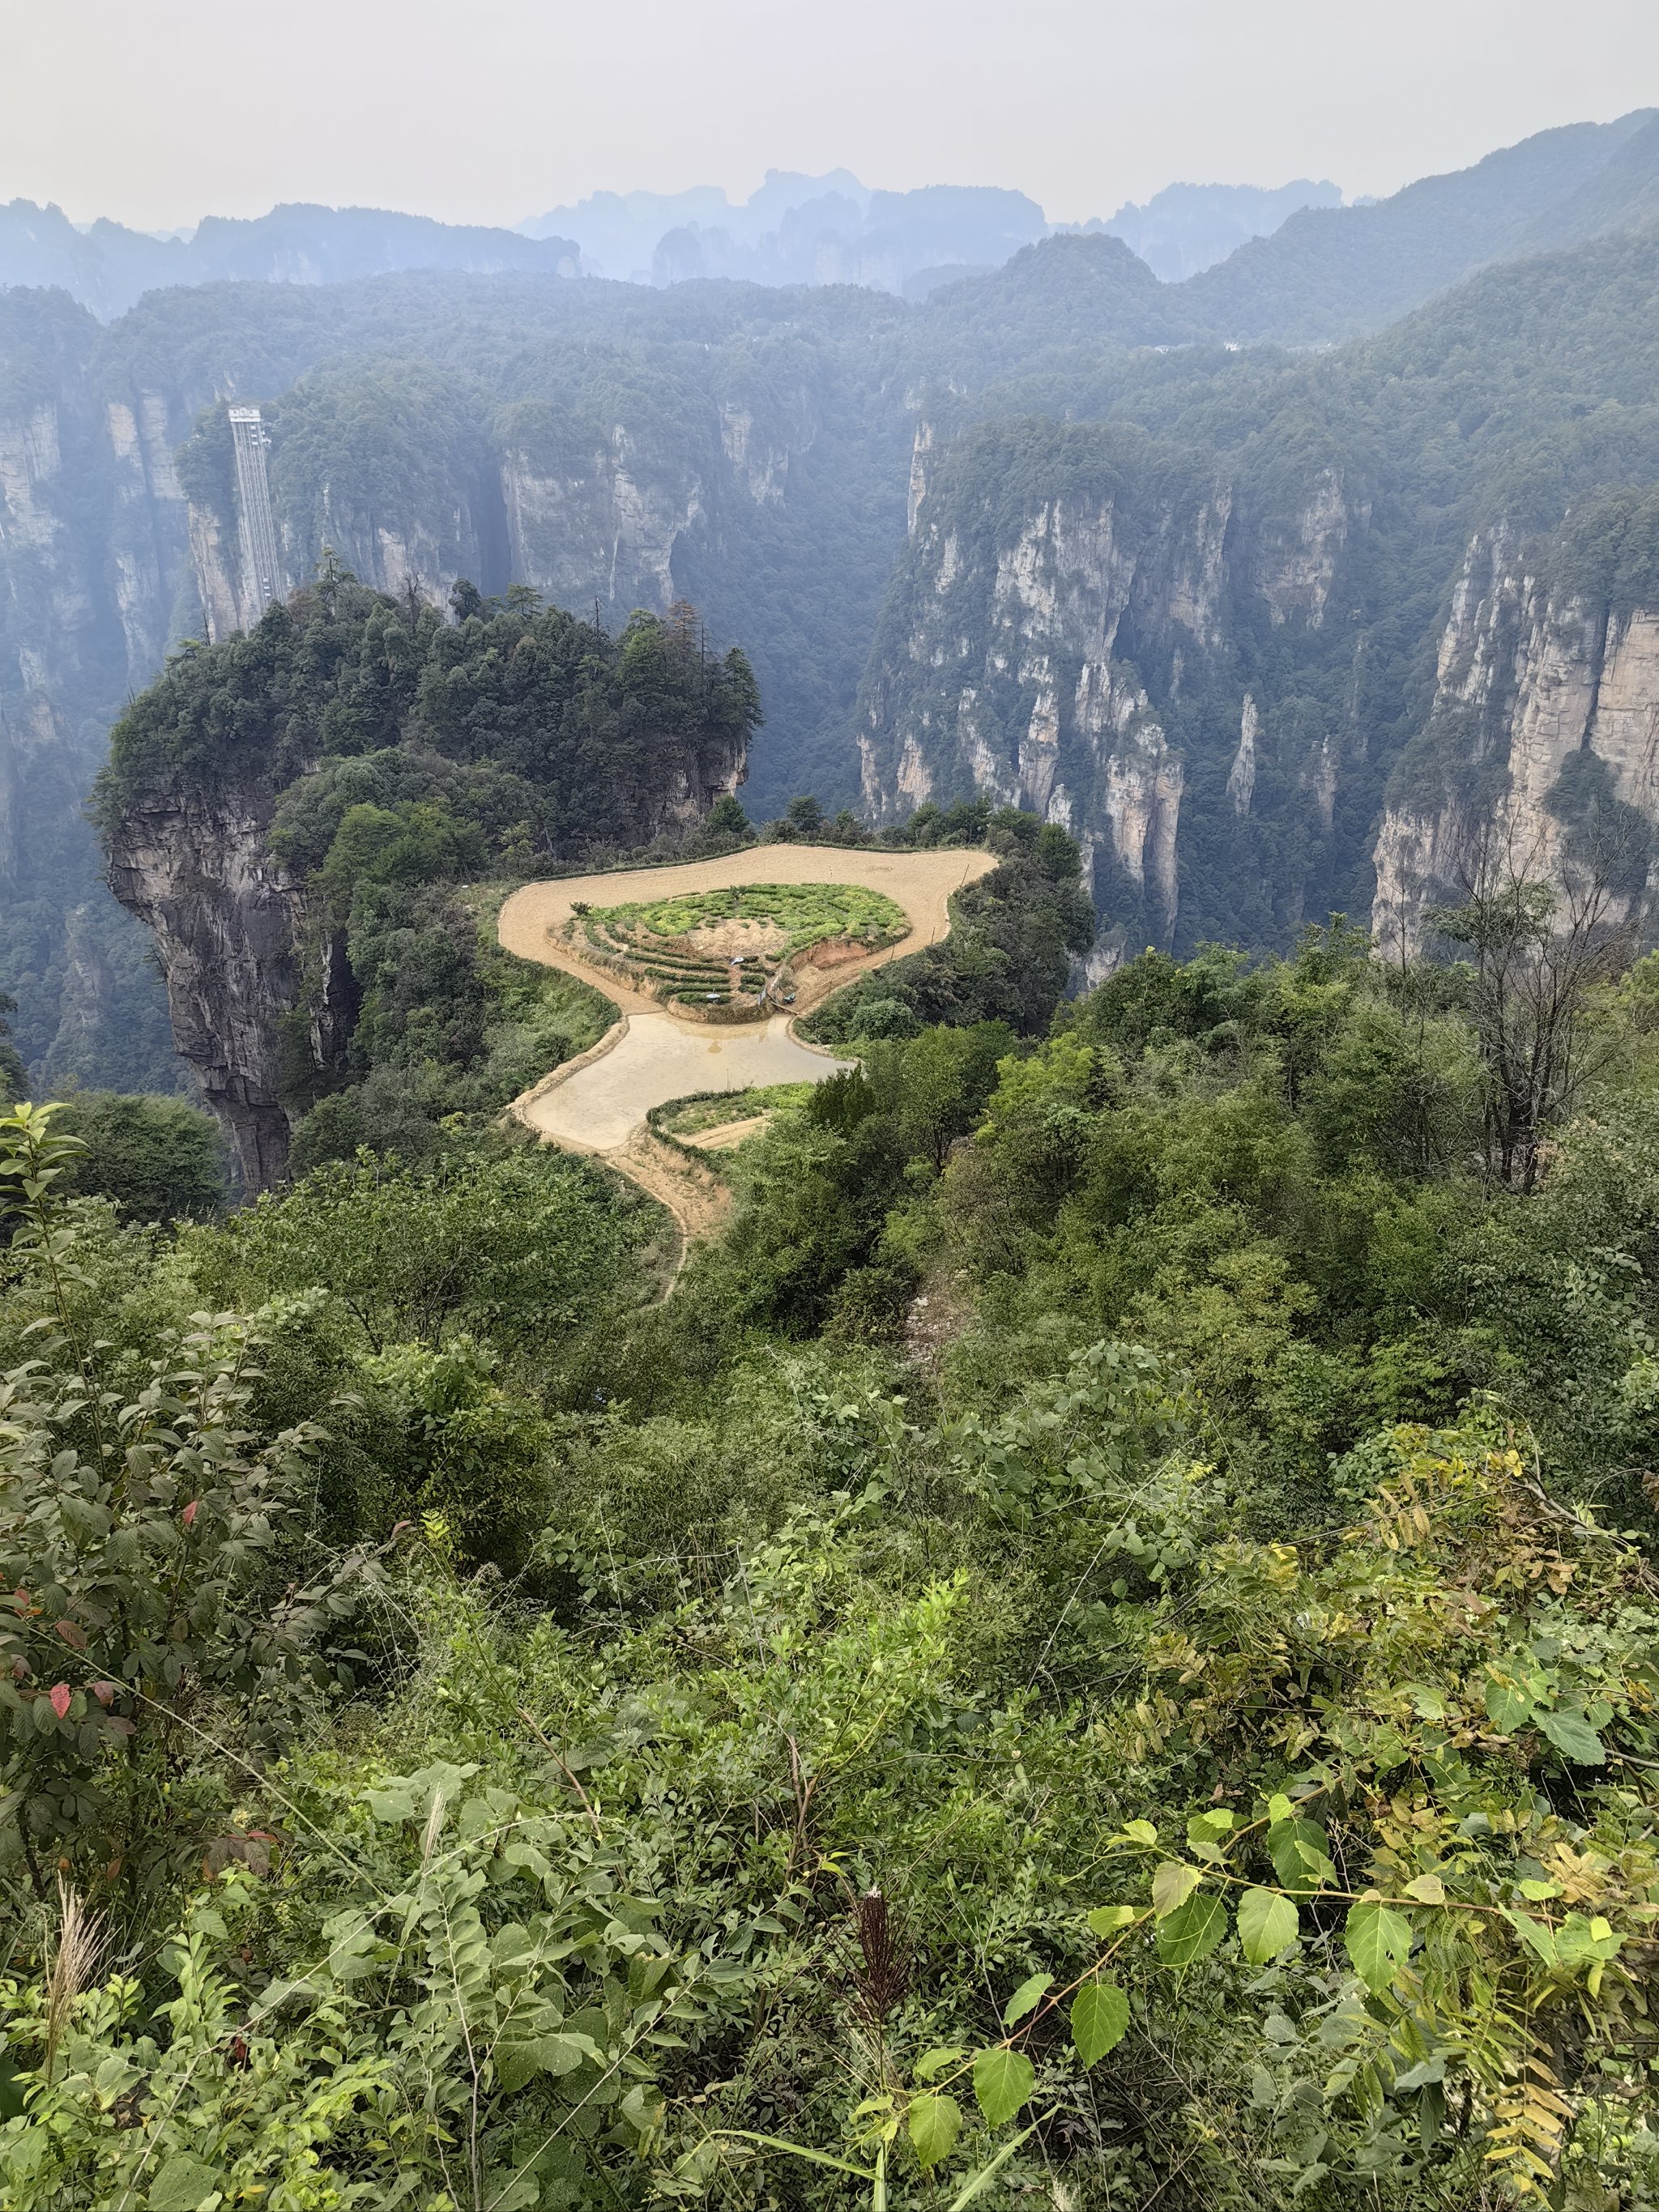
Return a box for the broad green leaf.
[1070,1980,1130,2066]
[1155,1890,1227,1967]
[1392,2055,1447,2091]
[973,2045,1035,2127]
[1150,1860,1201,1918]
[1403,1873,1446,1905]
[1003,1971,1052,2026]
[909,2092,962,2170]
[1267,1818,1334,1895]
[915,2045,965,2082]
[1502,1910,1559,1969]
[495,2040,540,2093]
[1483,1675,1531,1733]
[619,2083,663,2134]
[1345,1900,1413,1994]
[1235,1886,1299,1963]
[1536,1706,1606,1765]
[538,2034,590,2076]
[1187,1809,1235,1853]
[1120,1819,1158,1846]
[1086,1905,1137,1938]
[148,2155,223,2211]
[1266,1792,1294,1825]
[1517,1878,1560,1902]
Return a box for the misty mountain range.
[517,172,1348,292]
[2,170,1349,318]
[8,109,1657,329]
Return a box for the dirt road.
[516,1012,848,1153]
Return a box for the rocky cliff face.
[104,774,311,1188]
[499,428,702,617]
[1372,522,1659,951]
[106,703,749,1191]
[0,298,202,1085]
[855,421,1368,965]
[4,277,823,1097]
[102,599,751,1191]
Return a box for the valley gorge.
[12,116,1659,1102]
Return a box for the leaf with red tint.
[91,1681,117,1707]
[53,1619,87,1652]
[181,1501,199,1527]
[49,1684,71,1720]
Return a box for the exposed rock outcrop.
[104,772,311,1189]
[855,423,1359,958]
[501,428,702,616]
[1226,695,1259,817]
[1371,525,1659,952]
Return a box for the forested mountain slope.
[856,225,1659,964]
[1181,109,1659,343]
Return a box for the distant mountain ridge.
[0,201,582,321]
[1095,179,1345,282]
[1182,110,1659,342]
[9,109,1659,342]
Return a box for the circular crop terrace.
[569,880,909,1017]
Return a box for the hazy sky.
[6,0,1658,232]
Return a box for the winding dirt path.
[499,842,996,1257]
[518,1013,844,1153]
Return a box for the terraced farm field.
[498,844,997,1028]
[569,880,907,1016]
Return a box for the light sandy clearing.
[516,1013,849,1155]
[498,842,997,1020]
[683,918,791,958]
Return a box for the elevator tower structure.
[227,407,285,620]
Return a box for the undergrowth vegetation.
[9,837,1659,2207]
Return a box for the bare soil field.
[514,1012,847,1154]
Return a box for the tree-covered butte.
[9,837,1659,2206]
[101,582,761,853]
[97,582,765,1178]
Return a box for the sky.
[5,0,1659,232]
